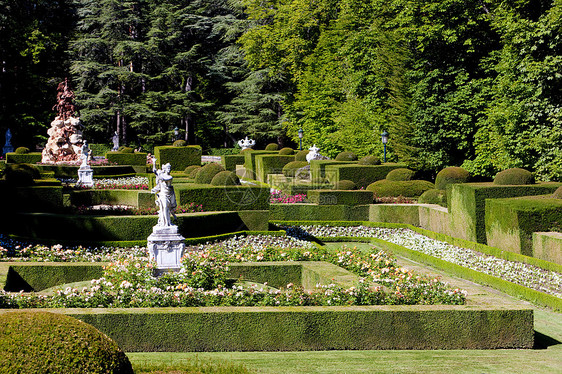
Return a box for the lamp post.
[381,130,389,163]
[298,128,304,151]
[174,127,179,141]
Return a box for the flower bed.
[60,176,150,190]
[270,191,308,204]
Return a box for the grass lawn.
[129,240,562,373]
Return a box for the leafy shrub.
[552,186,562,199]
[194,162,225,184]
[435,166,470,189]
[335,151,358,161]
[209,147,239,156]
[358,155,381,165]
[3,163,40,186]
[15,147,30,154]
[333,179,357,190]
[265,143,279,151]
[173,139,187,147]
[366,179,434,197]
[184,165,200,176]
[493,168,535,185]
[295,150,309,161]
[0,311,133,373]
[119,146,134,154]
[188,166,202,178]
[386,168,415,181]
[282,161,308,177]
[279,147,295,155]
[210,170,240,186]
[418,188,447,207]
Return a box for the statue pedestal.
[76,165,94,187]
[147,225,185,275]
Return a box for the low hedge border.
[70,189,154,208]
[153,145,202,171]
[35,165,137,178]
[254,154,295,183]
[307,190,373,206]
[242,150,278,179]
[175,184,270,211]
[5,153,43,164]
[269,204,370,221]
[221,155,245,172]
[105,152,148,166]
[324,163,405,189]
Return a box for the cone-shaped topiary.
[265,143,279,151]
[15,147,30,154]
[435,167,470,190]
[333,180,357,190]
[173,139,187,147]
[184,165,200,176]
[493,168,535,185]
[194,162,225,184]
[366,179,434,197]
[211,170,241,186]
[295,150,309,161]
[386,168,415,181]
[188,166,202,178]
[279,147,295,155]
[0,311,133,374]
[335,151,358,161]
[3,163,40,186]
[357,155,381,165]
[282,161,309,177]
[418,188,447,207]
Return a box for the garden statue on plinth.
[76,141,94,187]
[112,131,119,151]
[147,156,185,274]
[3,128,14,156]
[237,136,255,150]
[306,144,322,163]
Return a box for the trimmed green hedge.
[269,204,370,221]
[448,182,562,244]
[255,154,296,182]
[368,204,421,226]
[70,189,154,209]
[105,151,147,166]
[35,164,137,178]
[243,150,278,179]
[309,160,357,180]
[221,154,246,172]
[67,304,533,351]
[533,232,562,266]
[175,184,269,211]
[2,185,65,213]
[324,163,406,189]
[367,179,434,198]
[4,263,104,292]
[307,190,373,206]
[153,145,202,171]
[485,196,562,258]
[5,152,42,164]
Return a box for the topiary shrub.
[184,165,200,176]
[357,155,381,165]
[265,143,279,151]
[188,166,202,179]
[333,179,356,190]
[119,146,134,154]
[173,139,187,147]
[240,148,253,154]
[0,311,133,373]
[335,151,358,161]
[194,162,225,184]
[15,147,30,154]
[366,179,434,198]
[295,150,309,161]
[282,161,309,177]
[210,170,241,186]
[493,168,535,185]
[279,147,295,155]
[386,168,415,181]
[418,188,447,207]
[552,186,562,199]
[3,163,41,186]
[435,166,470,190]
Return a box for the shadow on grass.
[534,330,562,349]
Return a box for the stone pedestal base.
[147,225,185,275]
[76,166,94,187]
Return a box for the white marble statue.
[80,141,91,167]
[306,144,321,163]
[237,136,255,150]
[151,157,177,227]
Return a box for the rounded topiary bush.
[0,311,133,374]
[435,167,470,190]
[194,162,225,184]
[295,150,309,162]
[265,143,279,151]
[552,186,562,199]
[173,139,187,147]
[493,168,535,185]
[188,166,202,178]
[279,147,295,155]
[418,188,447,207]
[386,168,415,181]
[333,180,356,190]
[366,179,434,198]
[184,165,200,176]
[335,151,358,161]
[15,147,30,154]
[358,155,381,165]
[282,161,309,177]
[210,170,241,186]
[3,163,40,186]
[240,148,253,153]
